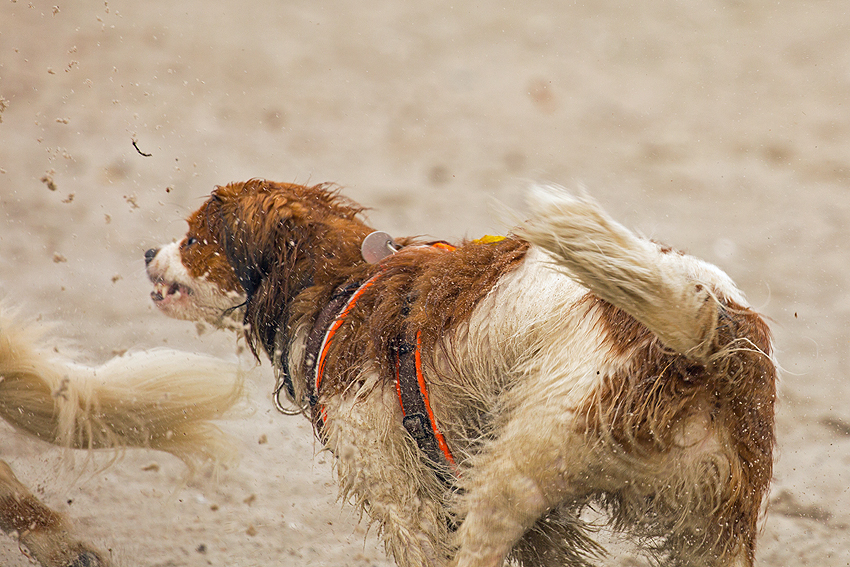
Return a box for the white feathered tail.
[518,185,735,363]
[0,306,243,471]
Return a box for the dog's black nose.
[144,248,159,266]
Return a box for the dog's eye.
[184,236,198,247]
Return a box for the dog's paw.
[66,547,109,567]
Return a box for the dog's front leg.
[323,378,454,567]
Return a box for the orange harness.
[305,244,459,478]
[314,272,383,397]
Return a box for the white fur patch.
[146,242,246,330]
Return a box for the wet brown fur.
[325,238,530,398]
[577,295,775,563]
[186,180,529,413]
[186,180,374,359]
[0,493,63,534]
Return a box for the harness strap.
[394,331,458,479]
[300,240,462,480]
[305,273,382,429]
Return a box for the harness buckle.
[402,413,432,441]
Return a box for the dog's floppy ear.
[212,184,304,297]
[207,180,313,358]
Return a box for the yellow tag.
[472,235,505,245]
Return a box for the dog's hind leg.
[452,402,603,567]
[0,460,109,567]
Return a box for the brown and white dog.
[145,179,776,567]
[0,306,243,567]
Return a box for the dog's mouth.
[150,279,193,304]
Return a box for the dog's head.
[146,179,372,355]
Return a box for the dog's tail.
[518,185,745,363]
[0,305,243,471]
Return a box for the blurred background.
[1,1,848,564]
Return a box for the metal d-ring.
[272,367,307,416]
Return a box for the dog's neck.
[246,216,375,361]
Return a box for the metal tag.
[361,231,399,264]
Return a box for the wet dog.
[145,179,775,567]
